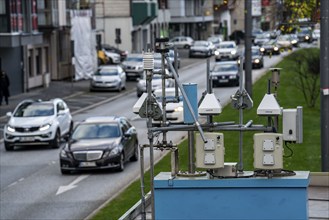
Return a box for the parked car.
[4,98,73,151]
[168,49,181,69]
[297,27,313,43]
[189,40,214,58]
[169,36,194,49]
[59,116,138,174]
[259,39,280,55]
[276,35,293,51]
[254,33,270,46]
[102,44,128,61]
[214,41,239,61]
[152,88,184,125]
[90,65,126,92]
[121,53,144,80]
[102,49,121,64]
[136,60,174,97]
[211,61,240,87]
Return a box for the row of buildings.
[0,0,281,96]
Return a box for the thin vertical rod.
[139,146,146,220]
[206,58,213,124]
[238,56,244,172]
[188,131,195,174]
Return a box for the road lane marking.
[56,174,89,195]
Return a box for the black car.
[259,39,280,56]
[240,46,264,69]
[297,28,313,43]
[60,116,138,174]
[102,44,128,61]
[211,61,239,87]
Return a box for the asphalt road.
[0,49,292,220]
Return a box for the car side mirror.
[6,112,12,117]
[124,132,131,138]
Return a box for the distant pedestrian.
[0,70,10,105]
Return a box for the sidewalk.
[0,79,90,118]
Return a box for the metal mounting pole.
[320,0,329,171]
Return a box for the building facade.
[0,0,44,95]
[168,0,214,40]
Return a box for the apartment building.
[168,0,214,40]
[0,0,75,95]
[0,0,44,95]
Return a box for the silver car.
[189,40,214,58]
[169,36,194,49]
[121,53,144,80]
[4,98,73,151]
[214,41,239,61]
[90,65,126,92]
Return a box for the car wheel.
[51,130,61,148]
[117,153,125,172]
[130,142,139,162]
[4,141,14,151]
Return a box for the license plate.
[127,72,136,76]
[79,162,96,167]
[219,79,229,83]
[20,137,35,142]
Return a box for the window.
[0,0,7,32]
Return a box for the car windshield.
[193,41,208,46]
[278,35,290,41]
[252,49,260,56]
[96,68,118,76]
[219,43,234,49]
[255,34,267,39]
[299,28,311,34]
[213,64,238,72]
[14,102,54,117]
[126,56,143,62]
[72,123,120,140]
[154,91,182,102]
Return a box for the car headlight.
[136,65,143,70]
[7,125,15,132]
[109,147,120,156]
[60,149,68,158]
[103,150,110,158]
[39,124,51,131]
[305,36,309,40]
[274,47,279,51]
[291,40,297,44]
[174,106,183,112]
[230,50,237,55]
[260,48,265,52]
[254,59,260,64]
[214,51,219,56]
[229,75,237,79]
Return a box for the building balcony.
[132,1,158,26]
[0,32,43,48]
